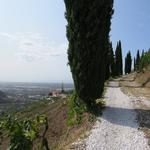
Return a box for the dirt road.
[85,81,150,150]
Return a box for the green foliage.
[105,42,119,78]
[67,91,87,126]
[125,51,132,74]
[109,42,116,77]
[64,0,114,107]
[67,91,100,126]
[134,57,136,71]
[0,114,49,150]
[105,42,114,80]
[115,40,123,76]
[135,50,141,71]
[141,50,145,59]
[139,50,150,71]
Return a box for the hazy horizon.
[0,81,74,84]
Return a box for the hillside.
[134,49,150,87]
[118,69,150,99]
[120,70,150,146]
[0,71,150,150]
[135,70,150,87]
[0,97,95,150]
[133,50,150,88]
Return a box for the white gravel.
[85,86,150,150]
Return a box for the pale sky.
[0,0,70,83]
[0,0,150,82]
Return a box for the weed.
[67,91,87,126]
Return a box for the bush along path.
[75,81,150,150]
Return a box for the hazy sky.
[0,0,150,83]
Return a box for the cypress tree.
[125,51,132,74]
[105,42,114,80]
[115,40,123,76]
[119,40,123,75]
[128,51,132,73]
[136,50,140,71]
[64,0,114,107]
[105,54,111,80]
[125,55,127,74]
[141,49,145,59]
[134,57,136,71]
[115,42,119,75]
[109,42,116,77]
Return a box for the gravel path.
[85,84,150,150]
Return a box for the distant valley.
[0,82,73,113]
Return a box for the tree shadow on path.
[101,106,150,129]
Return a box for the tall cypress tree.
[109,42,116,77]
[125,55,127,74]
[128,51,132,73]
[134,57,136,71]
[141,49,145,59]
[115,40,123,76]
[125,51,132,74]
[64,0,114,107]
[118,40,123,75]
[136,50,140,71]
[115,42,119,75]
[105,48,111,80]
[105,42,114,80]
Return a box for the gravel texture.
[85,84,150,150]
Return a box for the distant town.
[0,82,73,113]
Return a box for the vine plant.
[0,114,49,150]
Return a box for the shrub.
[67,91,87,126]
[0,114,49,150]
[139,51,150,71]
